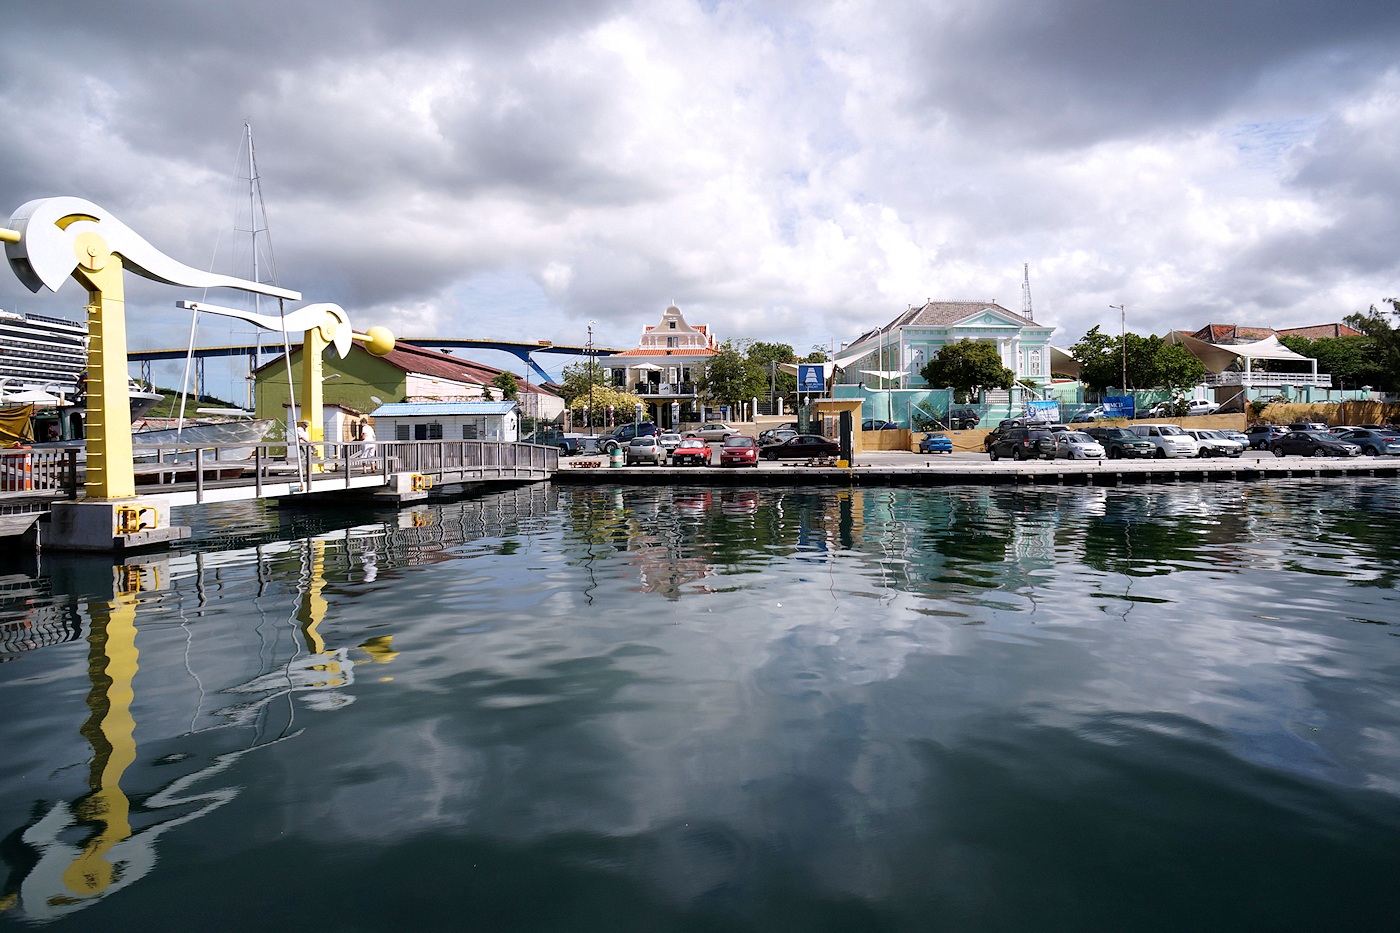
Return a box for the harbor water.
[2,480,1398,931]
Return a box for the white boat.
[130,419,276,462]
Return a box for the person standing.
[360,418,377,457]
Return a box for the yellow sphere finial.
[363,326,395,356]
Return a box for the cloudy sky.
[3,0,1399,393]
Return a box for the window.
[395,425,410,441]
[668,321,677,329]
[462,418,486,439]
[1029,348,1043,377]
[666,336,677,348]
[412,423,443,440]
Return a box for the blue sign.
[1102,396,1135,419]
[797,364,825,393]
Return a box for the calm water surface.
[2,480,1398,931]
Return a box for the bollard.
[610,447,625,468]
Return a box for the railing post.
[66,448,79,499]
[255,446,263,496]
[195,448,206,502]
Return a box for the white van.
[1128,423,1200,458]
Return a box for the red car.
[718,435,759,467]
[670,436,712,466]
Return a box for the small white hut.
[369,401,519,442]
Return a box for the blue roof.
[370,401,517,417]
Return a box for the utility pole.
[587,321,596,430]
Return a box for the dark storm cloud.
[902,0,1400,146]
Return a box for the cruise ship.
[0,309,87,397]
[0,309,162,435]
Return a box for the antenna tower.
[1021,263,1033,320]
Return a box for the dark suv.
[599,421,659,453]
[988,427,1053,461]
[946,408,980,430]
[1083,426,1156,459]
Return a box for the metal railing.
[1205,372,1332,387]
[0,448,80,497]
[0,440,558,504]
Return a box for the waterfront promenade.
[554,447,1400,486]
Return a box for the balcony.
[634,382,697,397]
[1204,372,1332,388]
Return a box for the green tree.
[1070,327,1204,391]
[1278,334,1386,391]
[491,371,520,402]
[700,340,766,407]
[802,346,831,363]
[747,341,798,401]
[919,340,1015,400]
[558,359,608,403]
[1341,304,1400,392]
[566,384,643,429]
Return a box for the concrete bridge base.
[39,497,190,552]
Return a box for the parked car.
[599,421,658,453]
[983,418,1030,452]
[1269,431,1361,458]
[1083,426,1157,459]
[1127,424,1200,458]
[656,432,683,457]
[1218,429,1250,446]
[525,429,593,455]
[1145,398,1220,418]
[946,408,980,430]
[670,436,712,466]
[1287,421,1328,431]
[758,428,797,446]
[760,434,841,460]
[718,434,760,467]
[1183,429,1244,458]
[625,435,665,465]
[1244,424,1290,450]
[862,419,901,430]
[1334,429,1400,456]
[1051,431,1106,460]
[918,432,953,454]
[686,422,737,441]
[988,427,1054,461]
[1071,406,1106,423]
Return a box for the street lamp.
[1109,304,1126,392]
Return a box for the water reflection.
[0,481,1397,928]
[0,487,555,921]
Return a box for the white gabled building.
[596,304,718,430]
[836,300,1055,392]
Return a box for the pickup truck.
[525,430,598,456]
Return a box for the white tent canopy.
[1165,332,1316,373]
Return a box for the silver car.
[1052,431,1105,460]
[686,422,737,441]
[657,432,683,458]
[626,435,665,465]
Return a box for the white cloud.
[2,0,1399,390]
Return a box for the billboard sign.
[1026,400,1061,423]
[1102,396,1135,419]
[797,364,825,394]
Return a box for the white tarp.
[1164,332,1315,372]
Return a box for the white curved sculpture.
[5,197,299,300]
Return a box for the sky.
[3,0,1400,396]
